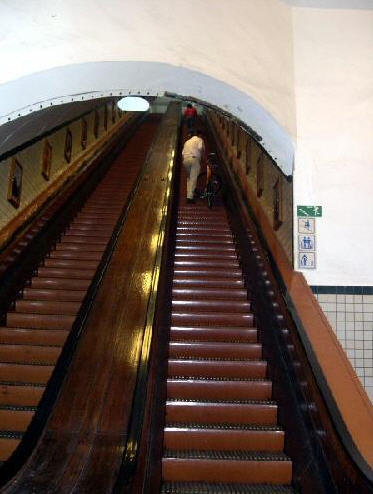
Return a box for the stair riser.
[170,328,257,343]
[15,300,80,316]
[174,260,239,270]
[164,429,284,452]
[37,268,95,280]
[162,458,292,484]
[0,438,21,462]
[166,403,278,425]
[172,300,251,313]
[0,363,53,384]
[0,386,44,407]
[172,288,246,300]
[168,360,267,379]
[22,288,86,302]
[167,380,272,401]
[31,278,90,290]
[43,259,99,269]
[171,313,254,328]
[173,279,244,289]
[0,409,34,432]
[175,251,237,260]
[0,345,61,365]
[169,342,261,359]
[6,313,74,330]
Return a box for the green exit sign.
[297,206,322,217]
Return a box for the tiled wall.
[312,286,373,402]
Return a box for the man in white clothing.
[182,130,206,203]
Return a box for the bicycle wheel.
[206,181,214,208]
[197,172,222,197]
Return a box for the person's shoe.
[186,198,195,204]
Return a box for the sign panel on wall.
[297,205,322,217]
[297,206,321,270]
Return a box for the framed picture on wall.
[103,104,108,131]
[64,128,72,163]
[256,152,264,197]
[7,157,23,209]
[94,110,99,138]
[41,139,53,180]
[273,177,283,230]
[81,118,88,150]
[111,100,116,124]
[245,137,251,174]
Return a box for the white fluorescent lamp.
[117,96,150,112]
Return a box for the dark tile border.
[311,286,373,295]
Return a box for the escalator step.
[171,312,254,327]
[164,423,284,451]
[22,288,86,302]
[175,244,236,253]
[169,342,261,359]
[6,313,74,330]
[43,258,99,270]
[175,251,237,260]
[31,277,91,290]
[172,300,251,313]
[15,300,80,315]
[168,359,267,379]
[49,250,102,261]
[172,288,247,300]
[0,362,54,384]
[167,377,272,401]
[0,344,61,365]
[0,437,21,462]
[170,327,257,343]
[0,408,34,432]
[162,450,292,484]
[0,384,45,407]
[161,481,295,493]
[36,267,95,279]
[173,269,242,279]
[174,260,239,270]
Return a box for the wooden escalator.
[160,197,294,491]
[0,117,159,464]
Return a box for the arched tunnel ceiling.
[0,62,294,176]
[0,98,114,159]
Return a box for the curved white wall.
[0,0,295,174]
[292,7,373,285]
[1,0,372,286]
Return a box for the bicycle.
[195,153,223,208]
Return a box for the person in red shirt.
[184,103,197,133]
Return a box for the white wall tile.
[318,294,336,302]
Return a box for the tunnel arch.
[0,61,294,176]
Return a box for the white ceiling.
[281,0,373,8]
